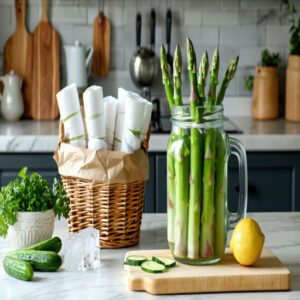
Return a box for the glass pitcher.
[167,105,247,265]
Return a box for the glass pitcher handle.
[228,137,248,229]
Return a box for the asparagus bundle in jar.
[160,38,241,264]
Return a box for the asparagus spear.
[216,56,239,105]
[161,45,177,246]
[200,48,219,258]
[173,46,183,106]
[197,51,209,103]
[172,44,190,258]
[160,45,174,110]
[207,48,219,107]
[214,56,239,257]
[186,39,204,259]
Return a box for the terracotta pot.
[252,66,279,120]
[286,55,300,122]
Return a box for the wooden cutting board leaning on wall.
[92,10,111,77]
[31,0,60,120]
[3,0,33,118]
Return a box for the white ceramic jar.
[8,209,55,249]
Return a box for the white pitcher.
[64,40,93,88]
[0,71,24,122]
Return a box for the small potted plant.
[0,167,70,249]
[283,0,300,122]
[244,49,280,120]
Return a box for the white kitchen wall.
[0,0,297,101]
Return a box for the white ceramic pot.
[8,209,55,249]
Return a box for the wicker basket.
[56,122,150,248]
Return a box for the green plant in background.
[243,49,280,92]
[261,49,281,67]
[283,0,300,55]
[0,167,70,237]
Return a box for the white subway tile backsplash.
[266,25,289,46]
[0,0,294,99]
[0,6,12,25]
[241,0,280,10]
[220,26,266,46]
[184,9,203,26]
[51,6,87,24]
[203,11,238,26]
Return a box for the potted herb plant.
[245,49,280,120]
[0,167,69,249]
[284,0,300,121]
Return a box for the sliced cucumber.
[152,256,176,268]
[141,261,166,273]
[126,255,147,266]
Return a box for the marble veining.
[0,213,300,300]
[0,118,300,152]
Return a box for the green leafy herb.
[283,0,300,55]
[0,168,70,237]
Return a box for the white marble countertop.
[1,117,300,152]
[0,213,300,300]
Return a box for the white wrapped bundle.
[121,94,146,153]
[83,86,107,151]
[140,101,153,142]
[104,96,118,150]
[56,83,86,148]
[114,88,140,151]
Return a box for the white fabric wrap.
[104,96,118,150]
[83,85,107,150]
[121,94,146,153]
[140,100,153,142]
[56,83,86,148]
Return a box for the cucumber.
[8,250,62,272]
[152,256,176,268]
[26,237,62,253]
[3,256,33,281]
[126,256,147,266]
[141,261,166,273]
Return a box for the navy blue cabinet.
[149,152,300,213]
[0,152,299,212]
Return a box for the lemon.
[230,218,265,266]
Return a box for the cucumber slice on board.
[126,256,147,266]
[152,256,176,268]
[141,261,166,273]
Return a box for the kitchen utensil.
[3,0,33,118]
[124,248,290,294]
[64,40,93,89]
[0,71,24,122]
[129,12,158,93]
[91,0,111,77]
[166,9,173,73]
[31,0,60,120]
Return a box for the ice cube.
[61,227,100,271]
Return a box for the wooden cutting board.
[92,11,111,77]
[124,248,291,295]
[31,0,60,120]
[3,0,33,118]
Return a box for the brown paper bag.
[54,143,149,184]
